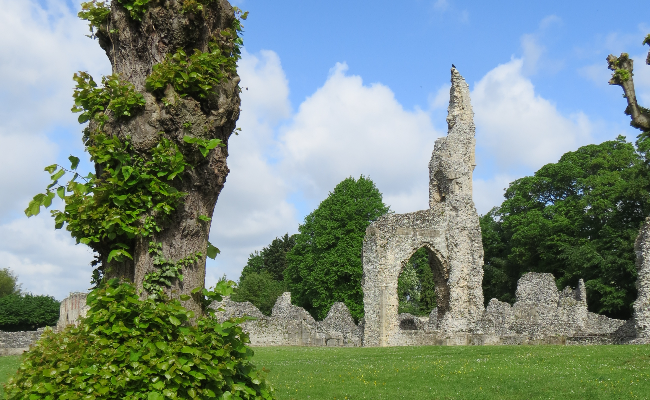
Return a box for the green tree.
[232,271,286,315]
[0,293,59,331]
[284,176,390,321]
[0,268,21,298]
[397,248,436,316]
[482,136,650,319]
[240,234,296,282]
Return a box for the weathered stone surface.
[57,292,89,331]
[634,217,650,341]
[361,67,484,346]
[211,293,362,347]
[0,328,50,356]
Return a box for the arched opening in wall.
[397,246,449,324]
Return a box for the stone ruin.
[45,67,650,347]
[362,67,484,346]
[211,293,361,347]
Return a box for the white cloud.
[0,0,109,134]
[472,174,514,216]
[0,134,57,215]
[472,57,593,172]
[0,215,94,300]
[278,63,441,214]
[0,0,110,219]
[207,50,298,285]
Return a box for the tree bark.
[95,0,241,317]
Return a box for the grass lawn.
[252,345,650,400]
[0,355,22,399]
[1,346,648,399]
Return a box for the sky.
[1,0,649,300]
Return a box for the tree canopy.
[481,136,650,319]
[0,268,21,298]
[284,176,390,321]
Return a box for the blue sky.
[0,0,648,299]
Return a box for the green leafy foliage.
[284,176,390,321]
[240,234,296,283]
[143,242,204,297]
[183,135,225,157]
[78,1,111,38]
[613,69,631,82]
[0,294,60,331]
[4,279,275,399]
[397,248,436,316]
[642,34,650,46]
[72,72,146,126]
[232,271,286,316]
[26,134,189,268]
[0,268,21,298]
[116,0,152,21]
[146,41,239,101]
[481,136,650,318]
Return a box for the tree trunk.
[95,0,241,317]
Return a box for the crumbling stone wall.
[361,67,484,347]
[389,273,632,346]
[634,217,650,342]
[57,292,89,331]
[212,293,362,347]
[0,328,49,356]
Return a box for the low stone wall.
[388,273,635,346]
[211,293,362,347]
[49,272,644,347]
[0,327,50,356]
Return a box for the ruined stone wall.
[634,217,650,342]
[211,293,362,347]
[387,273,634,346]
[57,292,89,331]
[361,67,484,347]
[0,328,50,356]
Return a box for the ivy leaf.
[57,186,66,200]
[42,191,56,208]
[52,169,66,181]
[122,166,134,181]
[44,164,58,174]
[198,215,211,222]
[206,241,220,259]
[107,248,133,262]
[169,316,181,326]
[113,194,128,206]
[69,156,80,170]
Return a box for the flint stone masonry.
[211,293,362,347]
[633,217,650,343]
[384,272,633,346]
[0,328,49,356]
[57,292,89,331]
[361,67,484,347]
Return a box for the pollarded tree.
[26,0,245,316]
[606,35,650,134]
[284,176,390,321]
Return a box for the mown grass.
[0,355,22,399]
[252,345,650,400]
[1,346,648,399]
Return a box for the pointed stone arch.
[361,68,484,347]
